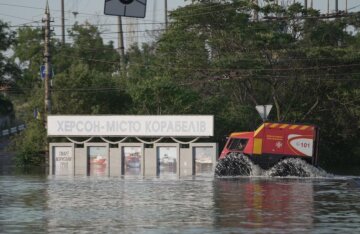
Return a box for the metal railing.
[0,124,26,137]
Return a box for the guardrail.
[0,124,26,137]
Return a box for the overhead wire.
[36,53,360,73]
[1,1,359,88]
[0,12,42,23]
[2,73,358,97]
[2,73,359,96]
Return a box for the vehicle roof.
[229,132,253,137]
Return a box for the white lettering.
[57,121,64,132]
[133,121,141,132]
[48,116,213,136]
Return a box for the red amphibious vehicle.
[219,122,320,169]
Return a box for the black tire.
[267,158,311,177]
[215,153,252,176]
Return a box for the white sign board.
[47,115,214,137]
[54,147,73,175]
[104,0,147,18]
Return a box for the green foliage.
[0,20,20,91]
[12,121,46,167]
[4,1,360,170]
[156,0,359,168]
[52,62,131,114]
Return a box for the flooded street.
[1,175,360,233]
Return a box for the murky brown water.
[1,175,360,233]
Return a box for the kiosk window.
[228,138,248,151]
[88,146,107,176]
[123,147,142,176]
[194,147,213,175]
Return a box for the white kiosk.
[48,115,217,177]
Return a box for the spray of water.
[215,153,330,178]
[215,153,261,176]
[215,153,262,177]
[265,158,330,178]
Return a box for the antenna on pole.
[335,0,338,13]
[117,16,126,77]
[43,0,52,123]
[61,0,65,44]
[346,0,348,13]
[104,0,148,78]
[43,0,53,168]
[253,0,259,21]
[165,0,168,30]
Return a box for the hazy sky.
[0,0,359,48]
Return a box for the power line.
[0,12,42,23]
[8,22,167,28]
[348,3,360,11]
[50,54,360,72]
[48,43,360,60]
[0,2,167,27]
[2,74,358,95]
[0,2,101,17]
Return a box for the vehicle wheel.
[215,153,252,176]
[267,158,311,177]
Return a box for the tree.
[147,0,360,168]
[52,62,131,115]
[11,23,131,166]
[0,21,20,89]
[0,20,19,128]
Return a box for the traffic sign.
[256,105,273,121]
[40,65,54,79]
[104,0,147,18]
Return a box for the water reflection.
[1,175,360,233]
[45,177,215,233]
[214,178,314,232]
[0,176,48,233]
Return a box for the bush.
[11,120,46,167]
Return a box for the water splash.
[215,153,330,178]
[265,158,330,178]
[215,153,262,177]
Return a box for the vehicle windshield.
[227,138,248,151]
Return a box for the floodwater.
[1,173,360,233]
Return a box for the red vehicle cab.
[219,122,319,169]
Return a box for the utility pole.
[253,0,259,21]
[43,0,52,125]
[335,0,338,13]
[61,0,65,44]
[43,0,52,171]
[165,0,168,30]
[117,16,126,77]
[346,0,348,13]
[327,0,330,14]
[310,0,313,8]
[304,0,307,10]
